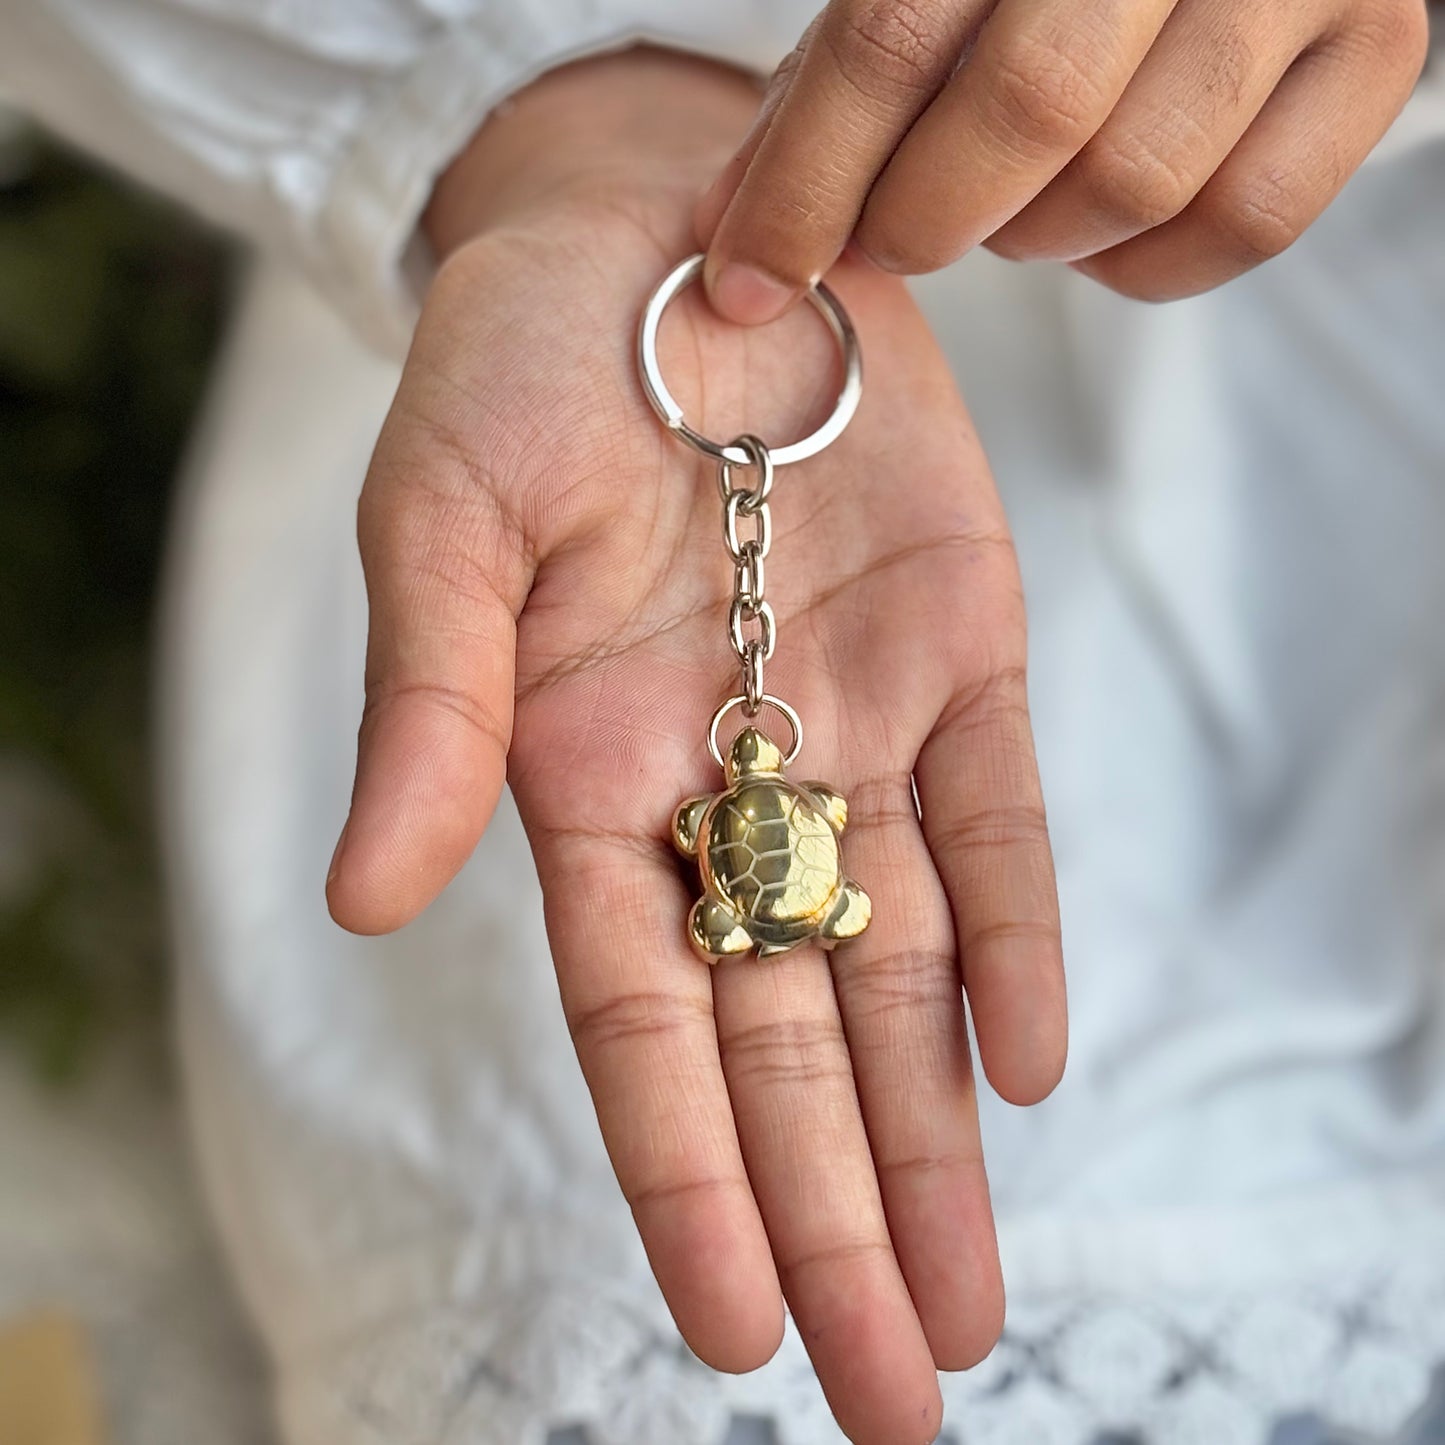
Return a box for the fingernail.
[327,820,349,886]
[710,262,794,325]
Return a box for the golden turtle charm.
[673,726,871,963]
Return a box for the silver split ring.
[637,253,862,468]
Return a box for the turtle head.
[726,727,785,782]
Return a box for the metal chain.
[718,434,776,715]
[638,255,863,773]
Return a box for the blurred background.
[0,115,276,1445]
[0,114,225,1085]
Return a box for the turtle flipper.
[671,796,712,858]
[689,896,754,963]
[819,879,871,945]
[802,783,848,835]
[757,939,806,958]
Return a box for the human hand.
[325,48,1065,1444]
[696,0,1430,316]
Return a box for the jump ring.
[638,254,862,468]
[733,540,766,607]
[716,435,774,513]
[742,641,766,714]
[708,693,804,769]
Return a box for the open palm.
[326,159,1065,1444]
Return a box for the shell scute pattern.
[708,785,840,923]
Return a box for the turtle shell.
[703,780,840,928]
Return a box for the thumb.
[700,2,974,326]
[694,26,815,250]
[326,383,532,935]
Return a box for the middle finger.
[857,0,1179,271]
[987,0,1325,262]
[713,945,943,1445]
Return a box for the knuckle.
[876,1146,985,1185]
[724,1016,850,1091]
[361,676,510,754]
[425,244,478,320]
[568,988,711,1055]
[1397,0,1432,74]
[627,1172,746,1213]
[779,1236,892,1280]
[938,661,1032,738]
[1207,170,1311,265]
[1203,18,1259,112]
[840,770,914,823]
[985,33,1109,155]
[854,213,961,274]
[1078,255,1179,303]
[929,800,1052,869]
[1351,0,1431,75]
[1076,130,1200,231]
[957,914,1062,960]
[769,171,847,252]
[360,494,516,632]
[843,947,959,1028]
[359,407,533,589]
[826,0,953,105]
[769,39,809,93]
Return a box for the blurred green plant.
[0,127,232,1082]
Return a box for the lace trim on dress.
[278,1173,1445,1445]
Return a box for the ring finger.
[1073,0,1430,299]
[986,0,1332,262]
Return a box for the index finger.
[526,825,786,1373]
[703,0,985,324]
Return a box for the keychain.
[637,254,873,964]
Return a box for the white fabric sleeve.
[0,1,809,354]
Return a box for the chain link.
[717,435,774,512]
[639,256,864,773]
[723,488,771,562]
[717,434,777,714]
[728,596,776,660]
[742,641,766,713]
[733,539,766,609]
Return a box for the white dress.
[3,7,1445,1445]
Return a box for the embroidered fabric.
[4,1028,1443,1445]
[276,1182,1445,1445]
